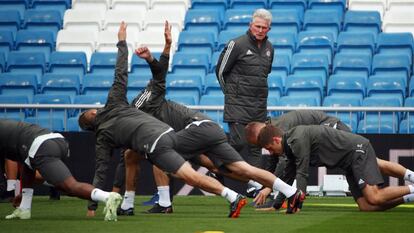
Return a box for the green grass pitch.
[1,196,413,233]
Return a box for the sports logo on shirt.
[358,179,365,185]
[266,50,271,57]
[246,49,253,55]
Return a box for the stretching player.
[0,119,122,221]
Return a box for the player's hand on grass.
[253,187,272,205]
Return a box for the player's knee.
[365,195,384,206]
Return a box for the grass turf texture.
[1,196,413,233]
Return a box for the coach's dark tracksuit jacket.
[0,119,51,164]
[131,53,209,131]
[216,30,274,124]
[282,125,369,193]
[88,41,173,210]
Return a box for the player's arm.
[107,22,129,106]
[215,40,239,92]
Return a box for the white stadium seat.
[383,10,414,36]
[104,9,144,36]
[72,0,109,16]
[144,9,183,42]
[387,0,414,12]
[137,30,176,53]
[56,29,97,63]
[349,0,386,18]
[63,9,104,33]
[151,0,188,18]
[96,30,136,64]
[111,0,149,12]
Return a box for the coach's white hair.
[252,8,272,25]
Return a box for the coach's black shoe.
[49,187,60,200]
[286,190,305,214]
[228,194,247,218]
[146,203,173,214]
[0,190,14,203]
[117,207,134,216]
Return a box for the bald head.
[245,122,266,145]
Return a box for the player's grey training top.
[283,125,370,192]
[92,40,172,156]
[131,53,209,131]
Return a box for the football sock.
[6,179,17,192]
[248,180,263,190]
[221,187,238,203]
[273,178,296,198]
[20,188,34,210]
[121,191,135,209]
[404,169,414,183]
[91,188,110,202]
[157,186,171,207]
[403,193,414,203]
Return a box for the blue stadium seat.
[199,94,228,132]
[177,31,216,59]
[327,74,366,101]
[210,51,221,73]
[82,74,113,96]
[166,93,197,105]
[278,96,319,116]
[291,53,329,86]
[230,0,267,9]
[72,94,106,116]
[343,11,382,40]
[25,116,64,132]
[285,75,323,105]
[376,33,414,64]
[223,9,253,31]
[410,76,414,97]
[0,0,27,21]
[296,31,335,64]
[166,74,203,104]
[0,10,21,38]
[184,9,221,40]
[41,73,80,102]
[128,74,151,95]
[23,9,62,38]
[171,52,209,77]
[358,96,401,134]
[267,32,296,60]
[308,0,346,19]
[270,9,301,34]
[31,0,70,19]
[269,0,306,21]
[323,95,361,132]
[399,97,414,133]
[0,95,29,120]
[271,54,290,85]
[204,73,223,96]
[0,52,4,72]
[0,30,13,60]
[49,52,87,82]
[0,73,37,102]
[217,30,243,52]
[7,51,46,86]
[367,75,406,106]
[337,32,376,58]
[130,52,161,76]
[333,53,372,79]
[15,30,54,62]
[372,54,411,80]
[191,0,227,20]
[32,94,72,119]
[90,52,117,74]
[66,116,80,132]
[267,74,283,100]
[303,9,342,40]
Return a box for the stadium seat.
[399,96,414,133]
[144,9,183,41]
[270,9,301,34]
[15,30,54,62]
[89,52,117,74]
[49,51,87,82]
[166,93,197,105]
[303,9,342,40]
[32,94,72,119]
[285,75,323,105]
[171,52,209,77]
[111,0,149,12]
[0,0,26,21]
[23,9,62,38]
[343,10,382,40]
[348,0,386,19]
[82,74,113,96]
[336,32,376,58]
[166,74,203,104]
[267,74,284,101]
[291,53,329,86]
[204,73,223,96]
[198,94,228,132]
[332,53,372,79]
[229,0,267,9]
[296,31,335,64]
[387,0,414,12]
[327,74,366,101]
[63,9,103,33]
[190,0,227,20]
[72,94,106,116]
[32,0,70,18]
[25,116,65,131]
[56,29,97,63]
[137,30,175,53]
[267,32,296,60]
[72,0,109,16]
[217,30,244,52]
[372,54,411,80]
[323,95,361,132]
[210,51,221,73]
[41,73,80,102]
[0,73,37,102]
[151,0,188,19]
[130,52,161,75]
[184,9,221,40]
[410,76,414,96]
[308,0,346,19]
[0,10,21,38]
[269,0,306,21]
[96,30,136,63]
[278,96,319,116]
[127,74,151,94]
[66,116,81,131]
[0,30,13,60]
[383,10,414,36]
[367,75,406,106]
[271,54,290,85]
[0,95,29,120]
[103,9,143,36]
[6,51,46,86]
[0,52,4,72]
[177,31,215,59]
[376,32,414,64]
[223,9,253,31]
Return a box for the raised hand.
[118,21,127,41]
[135,46,152,62]
[164,20,172,45]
